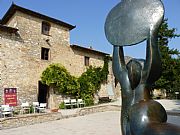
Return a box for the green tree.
[155,19,180,98]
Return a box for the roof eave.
[1,3,75,30]
[70,45,110,56]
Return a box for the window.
[41,47,49,60]
[42,21,50,35]
[84,56,90,66]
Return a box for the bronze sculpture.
[104,0,180,135]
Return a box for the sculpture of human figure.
[104,0,180,135]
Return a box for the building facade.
[0,4,120,108]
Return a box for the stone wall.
[0,112,63,129]
[0,30,38,103]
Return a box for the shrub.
[59,102,65,109]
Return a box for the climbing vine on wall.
[41,63,80,96]
[41,56,109,106]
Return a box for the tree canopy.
[154,19,180,98]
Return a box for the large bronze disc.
[105,0,164,46]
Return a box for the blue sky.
[0,0,179,58]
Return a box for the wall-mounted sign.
[4,88,17,106]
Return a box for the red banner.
[4,88,17,106]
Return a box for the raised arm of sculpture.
[133,26,163,102]
[113,46,133,135]
[112,46,131,92]
[141,26,162,85]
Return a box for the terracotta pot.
[51,109,59,112]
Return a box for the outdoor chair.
[70,99,78,108]
[38,103,47,113]
[20,102,30,114]
[32,102,39,113]
[1,105,13,117]
[77,99,85,108]
[64,99,71,109]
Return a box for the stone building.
[0,4,120,109]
